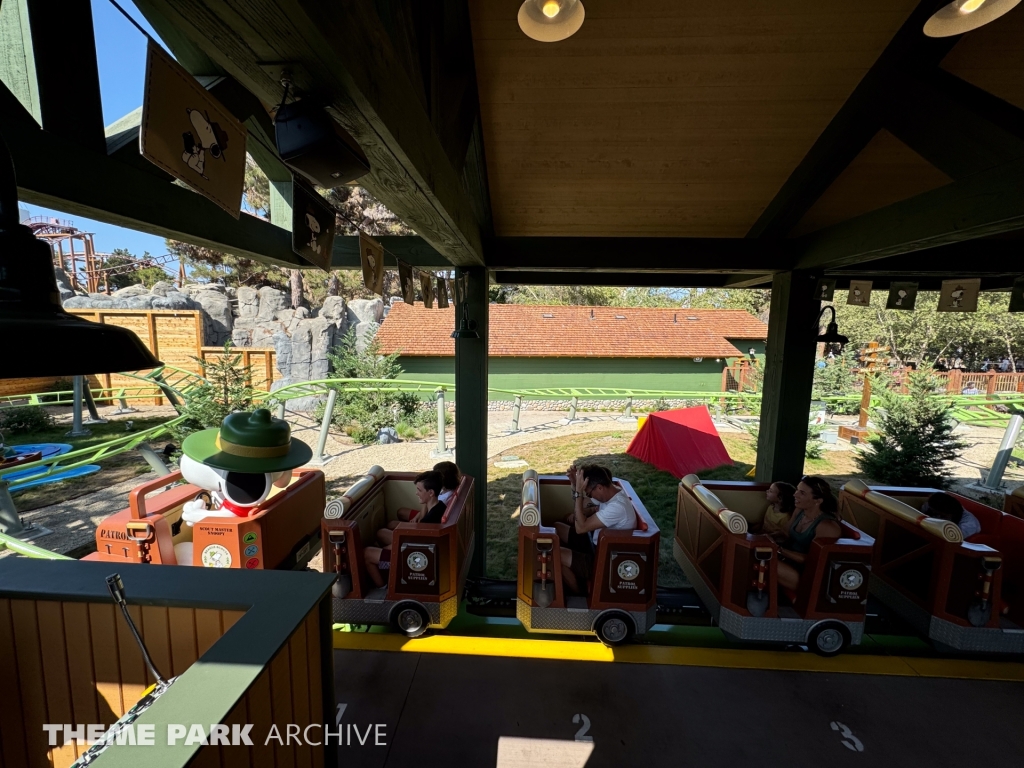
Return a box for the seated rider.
[386,461,461,538]
[757,481,795,542]
[555,464,637,594]
[365,471,447,587]
[777,476,842,593]
[923,491,981,539]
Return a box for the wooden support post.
[454,267,488,578]
[987,369,998,398]
[755,271,820,483]
[858,375,872,429]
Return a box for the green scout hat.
[182,409,312,473]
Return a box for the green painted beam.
[755,271,820,483]
[455,267,489,577]
[134,0,484,267]
[794,159,1024,271]
[492,271,742,288]
[0,0,40,122]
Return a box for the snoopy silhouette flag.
[938,278,980,313]
[291,181,336,272]
[140,42,246,217]
[359,233,385,295]
[886,282,918,311]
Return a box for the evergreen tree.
[856,372,967,487]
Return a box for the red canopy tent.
[626,406,732,478]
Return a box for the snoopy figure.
[895,289,907,307]
[173,409,312,566]
[305,213,322,255]
[951,286,965,308]
[182,108,227,179]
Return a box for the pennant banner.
[420,270,434,308]
[291,180,336,272]
[1010,277,1024,313]
[886,282,918,311]
[359,232,385,295]
[452,273,465,306]
[436,276,449,309]
[938,278,981,313]
[140,42,247,217]
[398,261,416,305]
[815,278,837,303]
[847,280,872,307]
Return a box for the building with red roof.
[375,304,767,395]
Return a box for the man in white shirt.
[554,464,637,594]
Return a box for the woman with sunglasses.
[777,476,842,592]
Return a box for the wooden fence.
[0,310,279,404]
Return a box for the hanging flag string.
[108,0,160,44]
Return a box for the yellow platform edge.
[333,631,1024,682]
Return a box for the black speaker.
[275,101,370,188]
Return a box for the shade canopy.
[626,406,732,479]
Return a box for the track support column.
[755,271,821,484]
[455,267,489,578]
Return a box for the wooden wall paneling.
[941,8,1024,112]
[303,610,323,768]
[167,607,199,678]
[114,603,149,713]
[221,609,246,634]
[288,621,311,768]
[195,609,225,658]
[0,599,29,768]
[35,601,79,765]
[218,695,253,768]
[187,742,221,768]
[9,600,51,768]
[268,648,296,768]
[61,603,100,757]
[245,667,274,768]
[140,606,173,685]
[87,602,124,720]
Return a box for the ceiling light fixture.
[924,0,1021,37]
[518,0,585,42]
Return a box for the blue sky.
[22,1,174,262]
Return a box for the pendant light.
[518,0,585,42]
[0,138,162,377]
[815,306,849,357]
[924,0,1021,37]
[451,302,479,340]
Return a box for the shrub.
[315,331,421,445]
[856,372,967,487]
[172,342,256,440]
[0,406,54,437]
[39,378,75,403]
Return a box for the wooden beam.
[492,271,740,288]
[829,240,1024,276]
[723,274,774,289]
[747,1,958,240]
[794,159,1024,270]
[486,237,790,272]
[0,0,41,121]
[133,0,484,266]
[332,236,449,269]
[755,271,821,484]
[882,68,1024,180]
[25,0,105,153]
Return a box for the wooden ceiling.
[469,0,920,238]
[940,5,1024,112]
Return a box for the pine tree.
[855,372,967,487]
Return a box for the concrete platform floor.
[333,648,1024,768]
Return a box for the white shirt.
[959,509,982,539]
[591,490,637,545]
[439,489,454,505]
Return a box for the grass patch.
[6,415,171,512]
[485,430,864,585]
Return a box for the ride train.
[85,455,1024,655]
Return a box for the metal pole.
[983,414,1024,489]
[277,402,286,420]
[568,396,578,423]
[83,380,107,425]
[137,443,172,476]
[66,376,91,437]
[0,481,25,536]
[511,395,522,433]
[436,390,447,454]
[625,397,632,418]
[312,388,338,465]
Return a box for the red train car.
[515,470,659,646]
[321,467,475,638]
[675,477,873,656]
[840,480,1024,653]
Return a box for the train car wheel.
[332,574,352,599]
[595,612,635,647]
[808,621,850,657]
[391,602,430,638]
